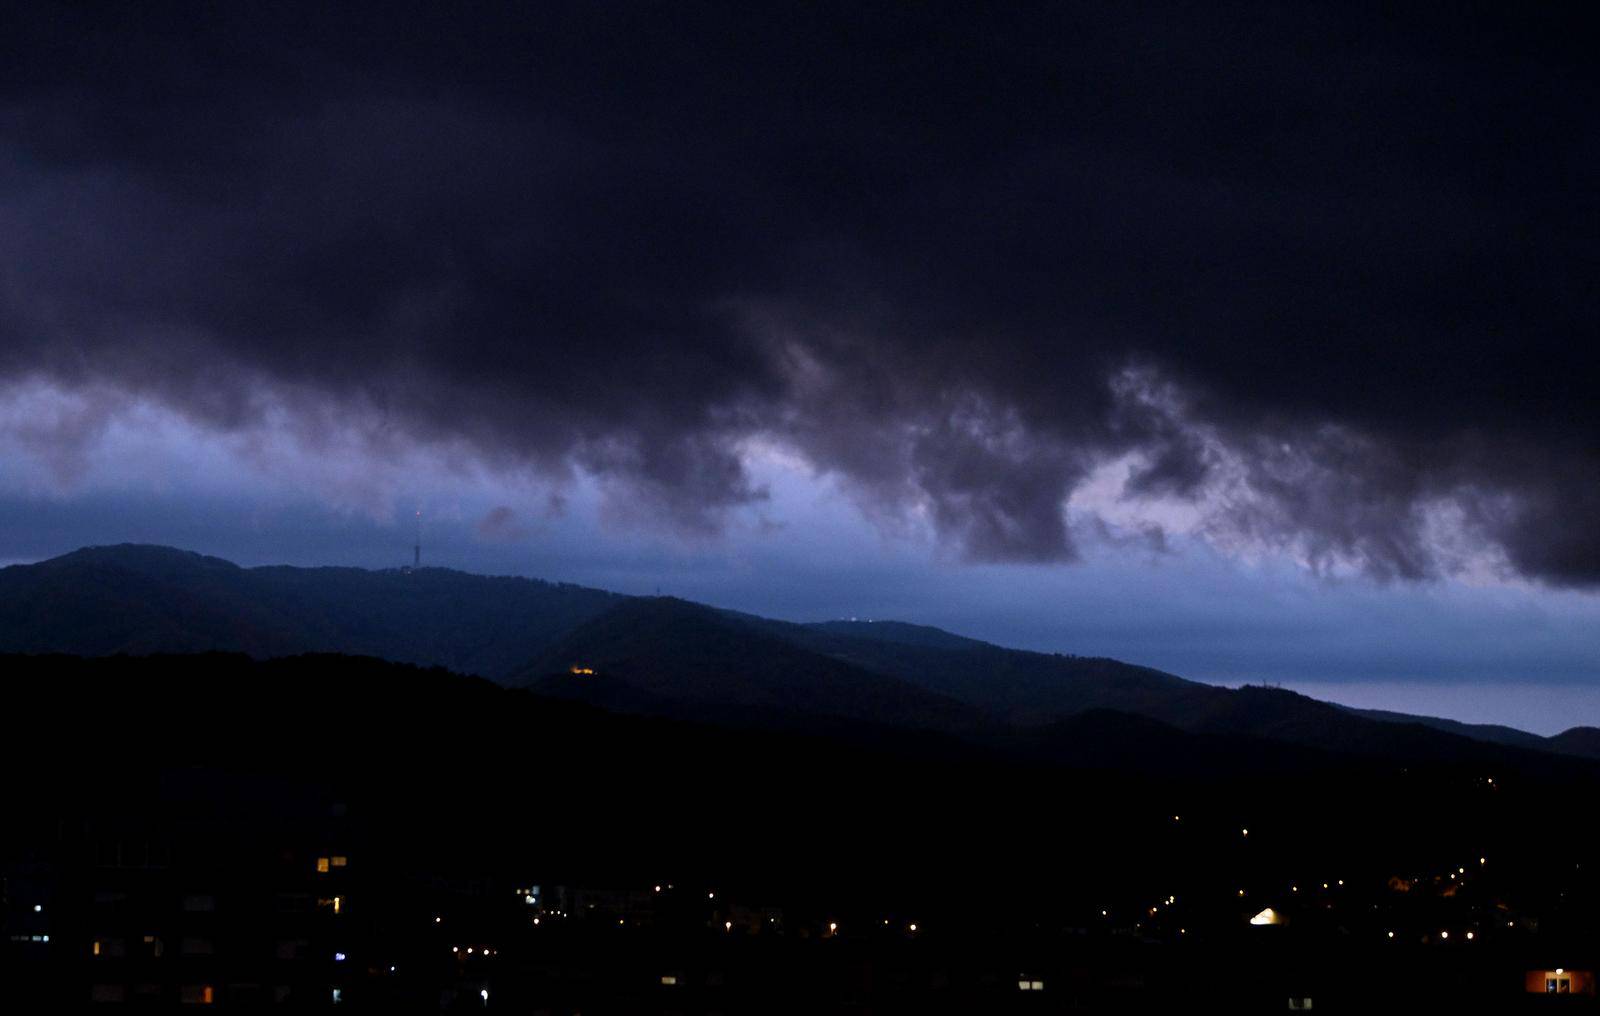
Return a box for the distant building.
[1525,968,1596,995]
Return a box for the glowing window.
[316,857,330,873]
[330,856,347,868]
[661,975,678,985]
[1018,979,1044,991]
[179,984,215,1004]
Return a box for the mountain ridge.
[5,543,1597,763]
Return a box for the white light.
[480,988,489,1001]
[335,952,346,962]
[1557,968,1564,975]
[1387,932,1395,939]
[532,918,540,926]
[1440,931,1448,939]
[828,922,837,933]
[435,917,442,924]
[1466,932,1474,940]
[909,924,917,932]
[1241,828,1249,837]
[708,892,715,900]
[33,905,42,913]
[724,921,732,931]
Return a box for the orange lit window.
[203,987,214,1005]
[316,857,330,873]
[330,856,347,868]
[333,896,342,915]
[92,940,101,956]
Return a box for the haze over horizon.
[3,4,1598,734]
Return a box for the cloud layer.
[3,3,1596,583]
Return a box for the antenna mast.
[414,509,422,569]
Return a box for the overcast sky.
[3,3,1597,732]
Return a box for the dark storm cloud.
[2,3,1596,580]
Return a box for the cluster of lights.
[451,946,498,956]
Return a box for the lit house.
[1525,968,1596,996]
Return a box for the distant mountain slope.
[806,619,991,652]
[3,544,1594,766]
[1342,705,1553,752]
[0,544,622,677]
[513,597,988,731]
[789,620,1212,725]
[1549,726,1600,760]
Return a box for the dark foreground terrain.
[4,653,1598,1012]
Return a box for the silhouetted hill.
[0,543,622,677]
[515,597,987,731]
[4,545,1595,768]
[1341,705,1552,752]
[806,619,990,652]
[777,620,1213,724]
[1549,726,1600,760]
